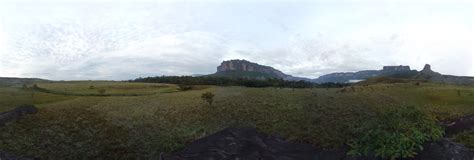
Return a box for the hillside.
[0,77,49,87]
[313,65,418,83]
[414,64,474,85]
[208,60,473,85]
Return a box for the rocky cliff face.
[214,60,309,81]
[216,60,288,78]
[382,65,410,71]
[213,61,473,84]
[415,64,474,85]
[313,65,416,83]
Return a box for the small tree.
[89,85,94,89]
[201,92,215,106]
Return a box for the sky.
[0,0,473,80]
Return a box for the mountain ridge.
[208,59,474,85]
[210,59,310,81]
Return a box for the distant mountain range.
[1,59,473,86]
[208,59,474,85]
[413,64,474,85]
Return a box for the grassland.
[0,81,473,158]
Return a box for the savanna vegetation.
[133,76,348,88]
[0,81,473,159]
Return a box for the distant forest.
[132,76,348,88]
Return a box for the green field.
[0,81,473,158]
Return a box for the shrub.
[178,83,193,91]
[98,89,106,95]
[201,92,214,106]
[348,106,443,159]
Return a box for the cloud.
[5,31,229,80]
[0,1,472,80]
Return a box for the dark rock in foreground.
[163,127,474,160]
[0,104,38,126]
[0,151,34,160]
[162,127,347,160]
[415,138,474,160]
[444,114,474,137]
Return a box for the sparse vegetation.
[348,106,443,159]
[178,83,193,91]
[201,92,214,106]
[453,130,474,149]
[98,88,106,94]
[134,76,348,88]
[0,81,473,158]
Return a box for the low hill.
[0,77,49,87]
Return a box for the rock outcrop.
[383,65,411,71]
[163,127,474,160]
[416,138,474,160]
[0,104,38,126]
[217,60,287,77]
[162,127,347,160]
[443,114,474,137]
[0,151,34,160]
[0,105,38,160]
[212,60,309,81]
[316,64,474,85]
[414,64,474,85]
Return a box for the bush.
[201,92,214,106]
[98,89,106,95]
[178,83,193,91]
[348,106,443,159]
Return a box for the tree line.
[132,76,348,88]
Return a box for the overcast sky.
[0,0,472,80]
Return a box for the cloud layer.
[0,1,472,80]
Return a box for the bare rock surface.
[0,151,34,160]
[415,138,474,160]
[0,104,38,126]
[163,127,474,160]
[162,127,347,160]
[444,114,474,136]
